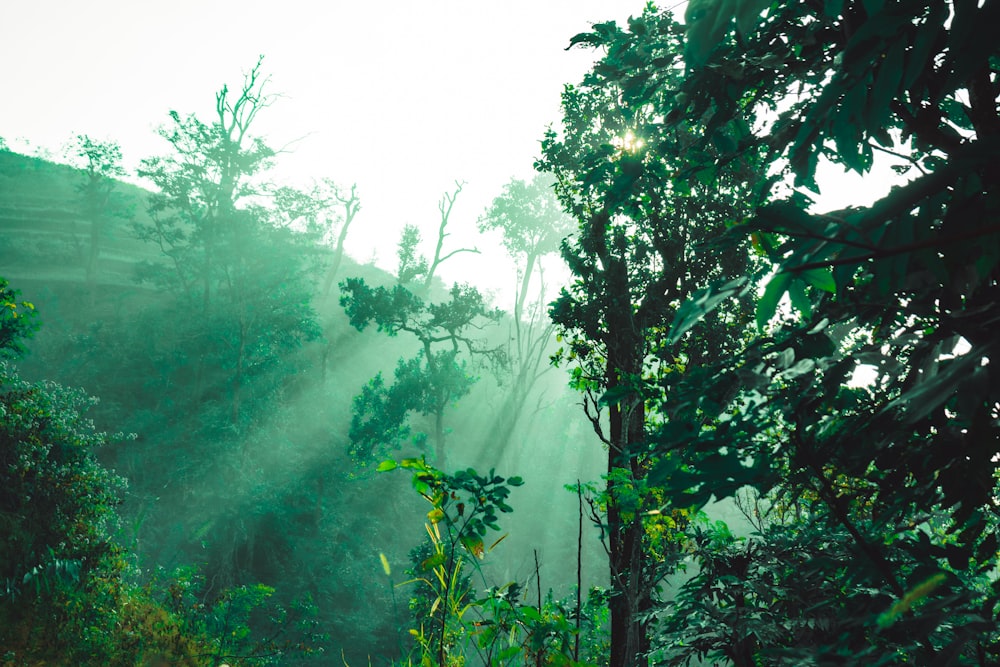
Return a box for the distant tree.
[393,181,480,293]
[340,279,502,467]
[396,223,430,286]
[135,57,321,428]
[478,174,574,450]
[66,134,126,291]
[322,182,361,295]
[274,179,362,296]
[135,56,276,305]
[422,181,480,293]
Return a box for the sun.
[611,129,645,154]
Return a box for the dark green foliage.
[544,0,1000,663]
[539,6,762,664]
[150,566,326,666]
[340,278,502,466]
[0,300,211,665]
[605,0,1000,663]
[0,361,124,602]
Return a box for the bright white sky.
[0,0,641,305]
[0,1,901,307]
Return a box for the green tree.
[396,223,430,286]
[274,179,362,297]
[478,174,574,451]
[340,279,502,468]
[66,134,127,292]
[394,181,480,294]
[135,56,275,305]
[643,0,1000,662]
[537,8,761,665]
[134,57,321,428]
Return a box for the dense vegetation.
[2,1,999,665]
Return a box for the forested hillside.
[0,95,607,664]
[3,1,1000,665]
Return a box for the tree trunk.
[606,329,649,667]
[434,409,446,469]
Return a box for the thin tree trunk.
[606,332,649,667]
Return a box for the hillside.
[0,148,608,664]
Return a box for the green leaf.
[833,78,870,173]
[684,0,732,67]
[865,39,905,140]
[376,459,398,472]
[787,278,811,319]
[823,0,844,18]
[420,552,446,571]
[668,277,748,344]
[800,267,836,293]
[499,646,521,660]
[904,6,946,92]
[756,273,791,332]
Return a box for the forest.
[2,1,999,665]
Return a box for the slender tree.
[478,174,573,451]
[538,9,761,665]
[340,279,503,468]
[67,135,126,293]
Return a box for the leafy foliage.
[0,277,37,359]
[381,457,610,666]
[340,278,502,466]
[539,6,762,664]
[545,0,1000,663]
[134,57,321,430]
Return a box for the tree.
[66,134,127,292]
[537,8,761,665]
[394,181,480,294]
[396,223,430,286]
[478,174,574,450]
[638,0,1000,662]
[135,56,276,305]
[135,57,320,429]
[340,279,502,468]
[274,179,362,297]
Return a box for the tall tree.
[538,9,760,665]
[66,134,126,292]
[647,0,1000,662]
[134,57,321,429]
[478,174,573,450]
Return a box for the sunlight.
[612,129,645,154]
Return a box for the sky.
[0,1,902,306]
[0,0,643,304]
